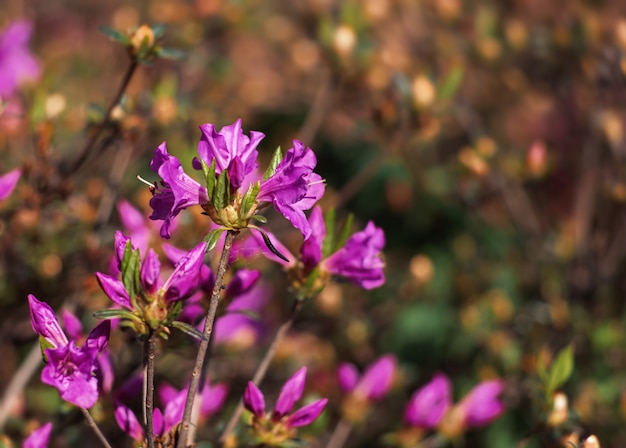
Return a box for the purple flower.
[338,354,396,401]
[28,295,110,409]
[23,422,52,448]
[458,380,505,427]
[246,206,385,291]
[404,374,452,428]
[116,199,171,256]
[0,20,40,97]
[159,379,228,423]
[243,367,327,443]
[0,168,20,201]
[149,119,324,239]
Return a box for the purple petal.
[0,21,40,97]
[84,320,111,353]
[258,141,323,238]
[460,380,505,427]
[300,206,325,269]
[200,381,228,418]
[337,363,359,393]
[163,388,187,434]
[404,373,452,428]
[243,382,265,417]
[42,344,99,408]
[117,200,151,254]
[149,142,208,239]
[225,268,261,297]
[159,382,180,407]
[140,248,161,294]
[323,221,386,289]
[161,241,207,302]
[153,408,164,437]
[0,169,20,200]
[354,355,396,401]
[286,398,328,428]
[96,349,115,394]
[113,231,132,268]
[27,295,68,348]
[274,367,307,417]
[23,422,52,448]
[114,403,144,440]
[60,310,83,341]
[95,272,132,309]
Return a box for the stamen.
[136,175,155,187]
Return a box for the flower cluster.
[149,119,324,239]
[243,367,328,446]
[95,231,206,338]
[28,295,110,409]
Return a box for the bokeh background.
[3,0,626,446]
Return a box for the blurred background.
[3,0,626,446]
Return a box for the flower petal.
[300,206,325,269]
[0,169,20,201]
[460,380,505,427]
[404,373,452,428]
[27,295,68,348]
[23,422,52,448]
[243,381,265,417]
[161,241,207,302]
[95,272,132,309]
[354,355,396,401]
[337,363,359,393]
[114,403,144,441]
[275,367,307,417]
[286,398,328,428]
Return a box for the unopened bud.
[583,435,600,448]
[547,392,568,427]
[130,24,155,54]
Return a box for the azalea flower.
[242,206,385,295]
[149,119,324,239]
[95,231,206,336]
[404,373,451,429]
[243,367,328,446]
[338,354,396,401]
[23,422,52,448]
[28,295,110,409]
[0,20,40,97]
[159,378,228,424]
[0,168,20,201]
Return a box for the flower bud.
[130,24,155,55]
[583,435,600,448]
[547,392,569,427]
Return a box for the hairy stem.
[177,230,236,448]
[80,407,113,448]
[220,298,304,443]
[63,58,139,176]
[326,419,353,448]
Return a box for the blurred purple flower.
[404,373,452,428]
[116,199,173,257]
[244,367,327,429]
[458,380,505,427]
[338,354,396,401]
[28,295,110,409]
[0,20,40,97]
[159,378,228,423]
[149,119,324,239]
[0,168,20,201]
[23,422,52,448]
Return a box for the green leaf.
[205,228,225,252]
[99,26,130,45]
[263,146,283,180]
[151,23,166,39]
[205,158,217,199]
[240,181,260,217]
[251,214,267,224]
[334,213,354,253]
[258,229,289,262]
[322,208,336,258]
[93,308,139,321]
[546,345,574,396]
[213,169,230,210]
[171,320,206,341]
[438,67,464,101]
[120,241,140,299]
[154,46,186,60]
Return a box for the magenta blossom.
[404,373,452,428]
[23,422,52,448]
[0,20,40,97]
[244,367,328,445]
[457,380,505,427]
[28,295,110,409]
[338,354,396,401]
[160,378,228,423]
[0,168,20,201]
[149,119,324,239]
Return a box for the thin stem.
[177,230,236,448]
[80,407,113,448]
[63,58,139,176]
[220,299,304,443]
[144,331,157,448]
[326,418,352,448]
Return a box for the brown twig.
[80,407,113,448]
[144,331,157,448]
[220,298,304,444]
[297,67,332,145]
[63,58,139,176]
[325,418,353,448]
[177,230,236,448]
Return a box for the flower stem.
[220,298,304,443]
[144,331,157,448]
[177,230,236,448]
[63,57,139,176]
[80,407,113,448]
[326,418,353,448]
